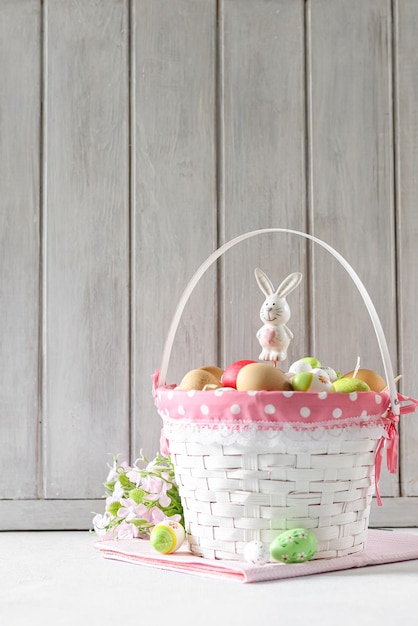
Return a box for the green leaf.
[130,518,152,529]
[104,480,116,493]
[118,473,134,490]
[129,488,145,504]
[106,501,122,516]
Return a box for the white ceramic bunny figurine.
[255,268,303,363]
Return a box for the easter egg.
[270,528,317,564]
[342,368,386,392]
[177,368,222,391]
[292,371,334,393]
[311,367,331,380]
[243,540,270,565]
[150,520,186,554]
[288,359,313,376]
[236,363,293,392]
[200,365,224,384]
[333,377,371,393]
[319,365,338,382]
[301,356,321,369]
[221,360,257,388]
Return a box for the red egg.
[221,360,257,389]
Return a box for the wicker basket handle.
[158,228,399,415]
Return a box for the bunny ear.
[254,268,275,296]
[276,272,303,297]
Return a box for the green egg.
[301,357,321,368]
[150,526,176,554]
[149,521,185,554]
[270,528,318,564]
[333,377,370,393]
[291,372,313,391]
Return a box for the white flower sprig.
[92,452,184,540]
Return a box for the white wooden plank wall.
[0,0,417,529]
[44,0,130,499]
[307,0,398,497]
[0,0,41,500]
[395,0,418,498]
[220,0,310,366]
[132,0,218,461]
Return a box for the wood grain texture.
[0,499,102,530]
[394,0,418,496]
[43,0,130,497]
[0,0,417,526]
[307,0,398,495]
[220,0,309,368]
[132,0,218,456]
[369,497,418,528]
[0,0,41,498]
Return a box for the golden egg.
[177,368,222,391]
[342,368,387,392]
[236,363,293,392]
[199,365,224,384]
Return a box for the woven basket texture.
[155,229,403,562]
[169,436,379,561]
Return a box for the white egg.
[309,371,334,392]
[243,540,270,565]
[319,366,338,382]
[312,367,331,381]
[288,359,313,376]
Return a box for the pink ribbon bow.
[374,394,418,505]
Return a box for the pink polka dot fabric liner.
[154,380,391,431]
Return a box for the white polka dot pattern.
[264,404,275,415]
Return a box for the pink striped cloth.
[96,530,418,583]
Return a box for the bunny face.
[259,295,290,325]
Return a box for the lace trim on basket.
[161,416,387,447]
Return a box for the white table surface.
[1,529,417,626]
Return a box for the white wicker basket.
[154,229,402,562]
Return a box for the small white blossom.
[92,513,112,537]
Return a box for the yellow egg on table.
[236,363,293,391]
[150,520,186,554]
